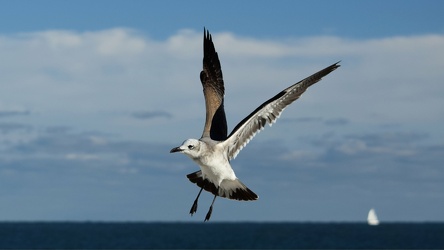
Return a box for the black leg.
[190,187,203,215]
[204,191,218,222]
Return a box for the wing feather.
[224,62,340,160]
[200,28,227,141]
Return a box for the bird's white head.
[170,139,201,158]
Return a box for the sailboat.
[367,208,380,226]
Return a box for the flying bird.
[170,28,340,221]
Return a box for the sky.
[0,0,443,222]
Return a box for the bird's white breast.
[193,140,236,185]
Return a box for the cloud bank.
[0,28,443,221]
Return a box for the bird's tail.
[187,171,258,201]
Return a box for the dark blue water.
[0,222,443,249]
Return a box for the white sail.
[367,208,380,226]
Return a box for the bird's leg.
[204,189,218,222]
[190,187,204,215]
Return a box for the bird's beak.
[170,147,183,153]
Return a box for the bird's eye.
[188,145,194,150]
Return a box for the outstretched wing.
[200,28,227,141]
[223,62,340,160]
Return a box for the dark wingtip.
[324,61,341,75]
[204,27,211,42]
[332,60,341,69]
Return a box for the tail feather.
[186,171,258,201]
[187,171,219,195]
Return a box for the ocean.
[0,222,443,249]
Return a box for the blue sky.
[1,0,443,222]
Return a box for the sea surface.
[0,222,443,249]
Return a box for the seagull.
[170,28,340,221]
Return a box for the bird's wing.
[224,62,340,160]
[200,28,227,141]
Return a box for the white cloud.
[337,138,417,156]
[89,135,108,145]
[0,28,443,146]
[65,153,99,161]
[92,29,147,56]
[278,150,316,161]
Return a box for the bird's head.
[170,139,201,158]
